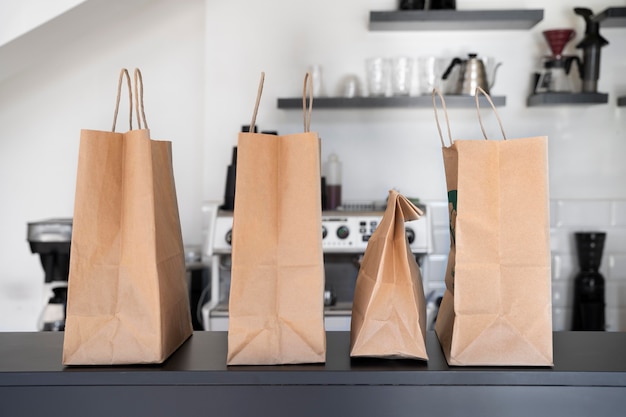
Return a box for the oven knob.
[225,230,233,246]
[336,225,350,240]
[405,227,415,244]
[322,225,327,239]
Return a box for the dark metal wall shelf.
[618,96,626,107]
[277,95,506,109]
[368,9,543,31]
[595,7,626,27]
[527,93,609,107]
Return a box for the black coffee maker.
[572,231,606,331]
[27,219,72,331]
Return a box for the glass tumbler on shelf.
[365,57,391,97]
[308,64,325,97]
[391,56,414,96]
[417,56,447,95]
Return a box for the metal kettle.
[442,53,501,95]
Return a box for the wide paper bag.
[432,88,553,366]
[350,190,428,360]
[227,73,326,365]
[63,69,193,365]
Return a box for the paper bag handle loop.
[133,68,149,130]
[431,88,452,147]
[248,72,265,132]
[248,72,313,133]
[302,72,313,132]
[112,68,133,132]
[475,86,506,140]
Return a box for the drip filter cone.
[543,29,576,59]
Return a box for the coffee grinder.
[27,218,72,331]
[572,232,606,331]
[535,29,581,93]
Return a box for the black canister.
[221,146,238,211]
[572,231,606,331]
[221,125,261,211]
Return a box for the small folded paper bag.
[350,189,428,360]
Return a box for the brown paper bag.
[350,190,428,360]
[432,88,553,366]
[63,69,193,365]
[227,73,326,365]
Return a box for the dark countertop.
[1,331,625,417]
[2,331,626,385]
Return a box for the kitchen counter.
[1,331,625,417]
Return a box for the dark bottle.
[572,232,606,331]
[324,154,342,210]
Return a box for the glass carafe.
[536,58,574,93]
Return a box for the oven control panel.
[211,210,431,254]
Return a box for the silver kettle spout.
[489,62,502,90]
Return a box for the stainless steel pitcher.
[442,53,501,95]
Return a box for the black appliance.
[572,231,606,331]
[574,8,609,93]
[27,218,72,331]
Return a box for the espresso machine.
[27,218,72,331]
[201,205,432,331]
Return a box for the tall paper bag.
[350,190,428,360]
[433,88,553,366]
[63,69,192,365]
[227,73,326,365]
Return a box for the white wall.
[205,0,626,205]
[0,0,205,330]
[0,0,85,46]
[1,0,624,330]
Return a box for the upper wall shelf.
[368,9,544,31]
[595,7,626,27]
[277,95,506,109]
[527,93,609,107]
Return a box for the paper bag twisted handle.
[475,86,506,140]
[134,68,149,130]
[248,72,265,132]
[431,88,452,147]
[111,68,133,132]
[111,68,149,132]
[302,72,313,132]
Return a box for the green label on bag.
[447,190,457,246]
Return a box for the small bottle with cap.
[325,153,342,210]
